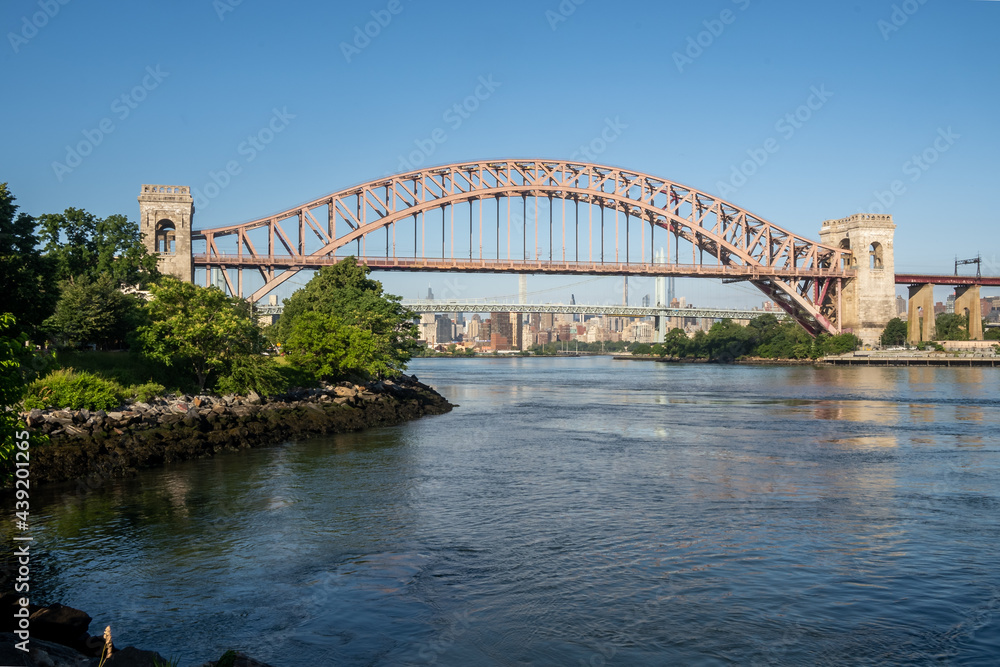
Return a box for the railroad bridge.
[136,159,986,345]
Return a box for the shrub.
[22,368,128,411]
[131,381,166,403]
[214,354,288,396]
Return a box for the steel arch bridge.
[192,159,853,335]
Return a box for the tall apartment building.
[491,312,524,350]
[435,315,453,344]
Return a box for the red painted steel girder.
[193,159,853,333]
[895,274,1000,286]
[193,254,850,280]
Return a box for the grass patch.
[56,351,196,395]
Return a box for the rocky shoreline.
[18,374,453,487]
[1,376,452,665]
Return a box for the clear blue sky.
[3,0,998,306]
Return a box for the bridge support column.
[954,284,983,340]
[819,214,896,346]
[907,283,935,344]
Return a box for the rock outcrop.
[20,375,452,486]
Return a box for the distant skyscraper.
[426,284,434,300]
[492,312,523,350]
[435,315,452,343]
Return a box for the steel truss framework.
[255,300,790,321]
[194,159,853,334]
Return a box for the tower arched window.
[155,220,176,255]
[869,242,883,270]
[839,238,853,269]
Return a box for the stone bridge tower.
[138,185,194,283]
[819,214,896,345]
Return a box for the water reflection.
[908,403,936,424]
[812,400,900,426]
[25,359,1000,666]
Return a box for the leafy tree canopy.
[934,313,969,341]
[44,274,145,350]
[138,277,265,391]
[0,184,58,337]
[284,311,382,380]
[278,257,418,379]
[880,317,908,346]
[38,208,158,287]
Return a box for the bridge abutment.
[907,283,935,343]
[819,214,896,346]
[955,284,983,340]
[138,185,195,283]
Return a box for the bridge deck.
[193,254,850,280]
[895,273,1000,286]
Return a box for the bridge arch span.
[188,159,853,335]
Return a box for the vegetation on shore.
[880,315,998,347]
[532,316,861,361]
[0,183,423,485]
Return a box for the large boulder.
[103,645,170,666]
[201,650,279,667]
[0,632,92,667]
[29,603,93,654]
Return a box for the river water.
[26,358,1000,665]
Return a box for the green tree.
[284,311,382,380]
[278,257,419,379]
[880,317,908,346]
[94,214,160,287]
[631,343,653,355]
[815,332,862,356]
[38,208,158,287]
[0,184,58,338]
[0,314,37,484]
[985,326,1000,341]
[44,274,144,350]
[138,277,266,391]
[661,328,690,358]
[702,319,754,361]
[754,322,813,359]
[747,313,782,341]
[38,207,97,282]
[934,313,969,341]
[215,354,287,396]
